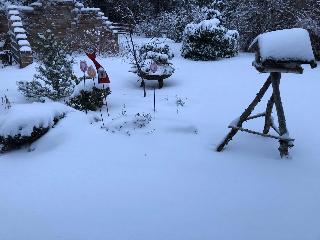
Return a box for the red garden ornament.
[97,68,109,84]
[86,52,110,84]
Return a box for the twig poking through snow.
[176,95,186,114]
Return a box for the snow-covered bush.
[181,18,239,61]
[131,40,175,78]
[68,79,111,112]
[17,30,77,102]
[137,0,225,42]
[0,102,69,153]
[138,9,194,42]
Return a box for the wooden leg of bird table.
[263,95,274,134]
[158,79,164,89]
[271,72,290,157]
[216,76,272,152]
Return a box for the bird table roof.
[250,28,316,65]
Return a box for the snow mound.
[0,102,71,137]
[251,28,316,62]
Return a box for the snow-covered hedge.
[181,18,239,61]
[0,102,69,152]
[131,40,175,78]
[68,78,111,112]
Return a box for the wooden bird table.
[217,28,317,157]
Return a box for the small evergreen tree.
[17,30,77,101]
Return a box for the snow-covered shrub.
[138,5,207,42]
[0,102,69,153]
[17,30,77,102]
[131,40,175,78]
[137,1,225,42]
[68,79,111,112]
[139,9,193,42]
[181,18,239,61]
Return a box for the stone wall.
[0,0,119,68]
[0,10,8,35]
[71,7,118,54]
[21,0,118,54]
[6,5,33,67]
[22,1,75,43]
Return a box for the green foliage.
[181,18,239,61]
[68,87,111,112]
[17,30,77,101]
[0,116,62,153]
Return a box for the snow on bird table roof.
[250,28,316,63]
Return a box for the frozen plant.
[0,95,11,113]
[122,104,127,116]
[176,97,186,107]
[133,113,152,129]
[176,95,187,114]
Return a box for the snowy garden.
[1,0,320,240]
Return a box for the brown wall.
[0,10,8,34]
[0,10,8,44]
[20,1,119,54]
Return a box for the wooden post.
[270,72,290,157]
[153,87,156,113]
[263,95,274,134]
[158,79,164,89]
[216,76,272,152]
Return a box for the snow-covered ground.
[1,39,320,240]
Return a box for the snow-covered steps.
[6,5,33,68]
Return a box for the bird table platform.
[217,28,317,157]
